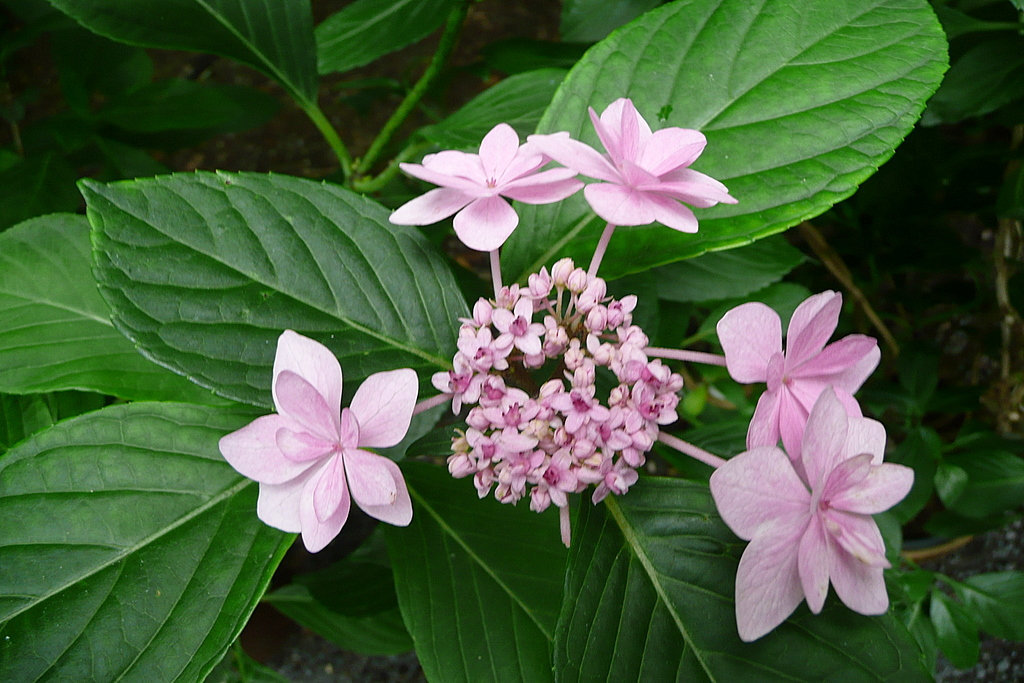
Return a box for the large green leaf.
[315,0,455,75]
[503,0,948,282]
[47,0,318,104]
[0,402,291,681]
[418,68,568,149]
[386,462,566,682]
[84,171,467,407]
[555,478,930,680]
[560,0,663,42]
[0,214,225,403]
[654,235,805,302]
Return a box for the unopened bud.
[551,258,574,287]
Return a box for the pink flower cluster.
[433,257,683,545]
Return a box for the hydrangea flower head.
[390,122,583,251]
[528,97,737,232]
[219,330,417,552]
[709,388,913,642]
[716,291,880,468]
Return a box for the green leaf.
[934,462,969,508]
[418,68,568,149]
[51,26,153,115]
[944,449,1024,518]
[0,214,226,403]
[555,478,930,680]
[84,171,467,407]
[930,591,979,669]
[46,0,318,104]
[924,35,1024,124]
[96,79,279,134]
[560,0,662,42]
[315,0,455,75]
[886,427,942,524]
[386,462,566,682]
[264,583,413,656]
[654,235,805,302]
[954,571,1024,641]
[0,153,80,230]
[503,0,948,282]
[0,402,292,681]
[0,391,106,451]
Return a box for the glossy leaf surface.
[504,0,948,282]
[0,402,291,681]
[85,172,466,407]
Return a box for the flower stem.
[657,432,726,468]
[413,392,451,415]
[588,222,616,278]
[300,101,353,179]
[490,249,503,299]
[354,0,468,176]
[644,347,727,366]
[351,140,430,194]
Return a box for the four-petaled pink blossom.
[716,291,880,471]
[529,98,737,233]
[389,122,584,251]
[219,330,417,553]
[492,297,545,355]
[709,388,913,642]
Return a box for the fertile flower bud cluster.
[432,258,683,523]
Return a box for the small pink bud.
[585,306,608,332]
[551,258,574,287]
[564,339,584,370]
[528,267,553,298]
[472,298,493,326]
[567,268,588,294]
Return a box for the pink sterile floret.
[716,290,880,473]
[219,330,417,553]
[709,388,913,642]
[389,122,583,251]
[528,98,737,233]
[432,257,681,546]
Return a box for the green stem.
[351,140,430,194]
[354,0,469,176]
[301,100,353,179]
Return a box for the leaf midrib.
[407,482,554,641]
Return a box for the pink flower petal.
[647,168,738,207]
[344,449,413,526]
[276,427,335,463]
[828,550,889,615]
[312,454,348,523]
[827,509,889,568]
[349,368,418,448]
[830,462,914,515]
[798,514,831,614]
[734,518,808,642]
[640,128,707,175]
[829,343,881,395]
[255,464,321,533]
[839,415,887,464]
[274,370,340,442]
[526,132,620,183]
[583,183,658,226]
[800,389,849,489]
[298,464,351,552]
[792,335,879,381]
[219,414,311,484]
[785,291,842,369]
[644,193,699,233]
[399,155,485,192]
[389,187,473,226]
[717,302,782,383]
[746,389,782,450]
[478,123,520,181]
[709,446,809,540]
[453,196,519,251]
[778,387,811,469]
[501,169,583,204]
[273,330,343,419]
